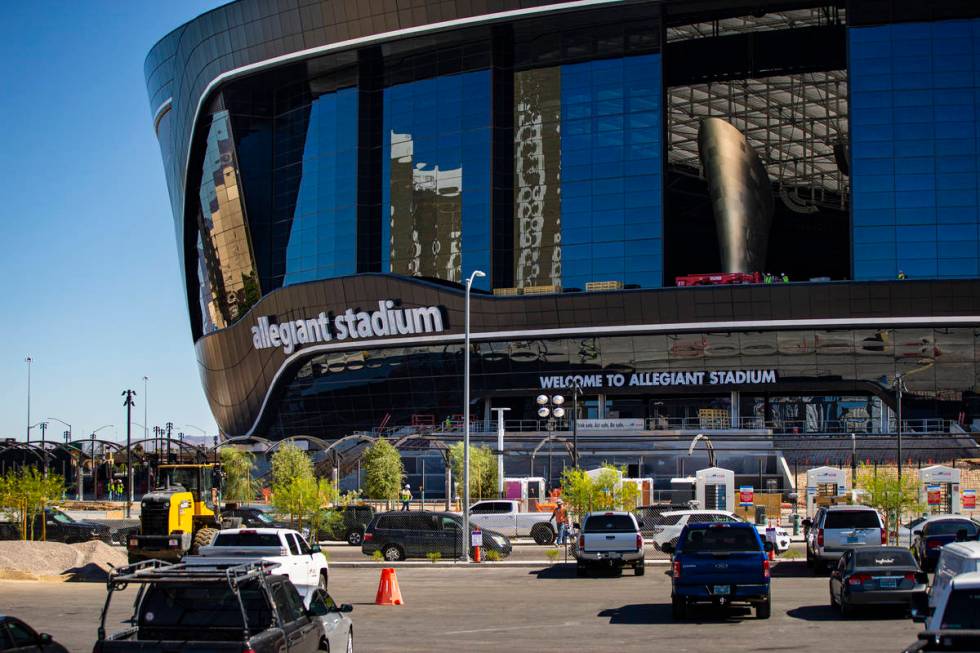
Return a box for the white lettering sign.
[539,369,777,389]
[576,418,645,431]
[251,300,446,354]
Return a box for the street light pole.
[165,421,173,463]
[24,356,32,443]
[491,407,510,497]
[571,380,581,468]
[463,269,485,561]
[122,390,136,518]
[38,421,48,474]
[895,374,905,481]
[143,376,148,441]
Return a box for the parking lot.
[0,560,922,652]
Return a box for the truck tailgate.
[583,533,638,552]
[196,545,285,557]
[676,551,767,585]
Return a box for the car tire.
[756,594,772,619]
[671,596,687,620]
[346,630,354,653]
[382,544,405,562]
[635,563,645,576]
[346,529,364,546]
[576,562,588,577]
[318,571,328,592]
[531,524,556,545]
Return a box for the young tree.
[220,448,257,504]
[361,440,404,505]
[448,443,498,500]
[269,444,317,527]
[854,464,923,542]
[269,443,314,489]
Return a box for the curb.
[330,559,672,568]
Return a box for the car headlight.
[491,535,506,546]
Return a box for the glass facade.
[382,71,492,288]
[513,54,663,290]
[850,18,980,280]
[279,88,359,285]
[267,327,980,438]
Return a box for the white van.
[930,541,980,609]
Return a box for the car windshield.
[941,590,980,630]
[855,550,916,567]
[213,533,281,547]
[139,581,272,634]
[584,515,636,533]
[682,526,759,552]
[824,511,880,529]
[50,509,74,524]
[926,521,979,537]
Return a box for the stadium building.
[146,0,980,493]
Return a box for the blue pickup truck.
[663,521,773,620]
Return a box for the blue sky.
[0,1,227,442]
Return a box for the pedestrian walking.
[897,270,907,280]
[551,499,569,545]
[781,272,789,283]
[400,484,412,511]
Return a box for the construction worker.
[781,272,789,283]
[897,270,907,280]
[550,499,569,545]
[400,484,412,511]
[763,272,773,284]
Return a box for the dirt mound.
[0,540,128,581]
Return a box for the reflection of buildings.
[196,111,259,331]
[388,131,462,283]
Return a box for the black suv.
[316,505,375,545]
[362,510,512,561]
[0,507,112,544]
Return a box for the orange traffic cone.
[768,546,775,562]
[374,567,404,606]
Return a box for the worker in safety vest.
[400,484,412,511]
[550,499,569,545]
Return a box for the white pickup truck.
[467,500,558,544]
[571,511,645,576]
[183,527,329,603]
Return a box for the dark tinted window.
[376,514,435,530]
[941,590,980,630]
[584,515,636,533]
[6,621,36,645]
[295,534,312,555]
[213,532,281,547]
[855,550,916,567]
[139,582,272,633]
[286,534,300,555]
[658,514,682,526]
[682,526,760,552]
[824,511,881,529]
[925,520,979,537]
[271,582,303,623]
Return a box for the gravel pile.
[0,540,128,581]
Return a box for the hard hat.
[405,484,410,489]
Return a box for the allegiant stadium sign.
[539,369,778,389]
[251,300,446,354]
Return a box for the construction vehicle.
[126,463,239,563]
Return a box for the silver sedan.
[308,589,354,652]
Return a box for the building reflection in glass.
[195,110,260,332]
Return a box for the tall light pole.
[536,395,565,488]
[463,269,485,561]
[45,417,71,443]
[894,373,906,481]
[571,380,581,468]
[24,356,32,443]
[38,421,48,474]
[491,407,510,497]
[165,421,174,463]
[143,376,148,441]
[122,390,136,518]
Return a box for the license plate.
[846,535,859,544]
[713,585,731,596]
[879,577,898,589]
[608,552,622,559]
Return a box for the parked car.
[805,505,885,572]
[905,571,980,651]
[649,509,790,553]
[0,507,113,544]
[664,522,773,620]
[184,527,329,600]
[314,505,375,546]
[931,541,980,611]
[306,588,355,653]
[828,546,928,617]
[467,500,557,544]
[0,615,68,652]
[570,511,645,576]
[912,518,980,572]
[95,560,346,652]
[362,511,512,561]
[221,506,291,529]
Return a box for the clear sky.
[0,1,228,443]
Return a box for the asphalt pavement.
[0,560,922,652]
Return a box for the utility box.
[919,465,961,514]
[695,467,735,512]
[805,466,848,516]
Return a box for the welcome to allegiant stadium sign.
[252,300,446,354]
[539,369,778,389]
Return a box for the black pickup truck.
[0,507,112,543]
[94,560,336,652]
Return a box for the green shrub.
[484,549,501,562]
[545,549,560,563]
[426,551,442,563]
[371,549,384,562]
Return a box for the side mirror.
[912,530,922,537]
[661,543,674,555]
[764,542,775,553]
[311,543,322,553]
[39,633,52,644]
[339,603,353,613]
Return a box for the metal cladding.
[698,117,774,273]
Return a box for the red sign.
[963,490,976,510]
[738,485,754,506]
[927,485,942,506]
